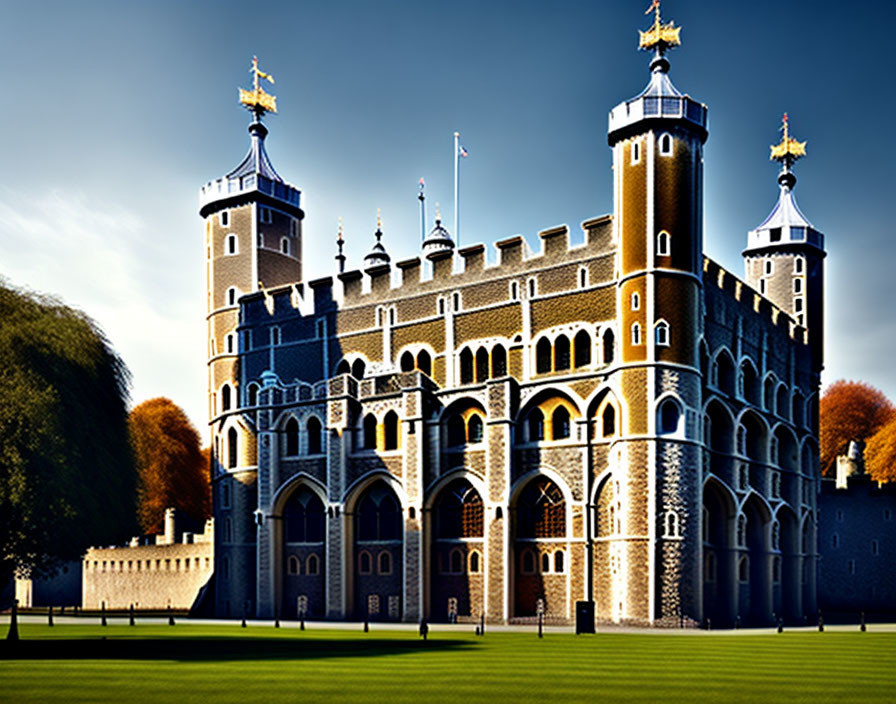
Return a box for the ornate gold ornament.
[770,113,807,162]
[239,56,278,115]
[639,0,682,51]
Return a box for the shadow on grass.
[0,636,474,662]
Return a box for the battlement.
[703,257,807,344]
[239,215,614,322]
[199,172,302,218]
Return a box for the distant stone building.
[204,9,824,626]
[14,561,81,609]
[82,508,214,610]
[818,444,896,617]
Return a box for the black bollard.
[817,611,824,632]
[101,601,107,627]
[300,613,305,631]
[241,618,247,628]
[363,619,369,633]
[275,618,280,628]
[129,604,135,626]
[475,626,481,636]
[480,612,485,636]
[706,618,711,631]
[860,612,866,632]
[419,619,428,641]
[538,612,543,639]
[777,618,783,633]
[168,604,175,626]
[679,614,684,629]
[6,599,19,641]
[48,605,54,627]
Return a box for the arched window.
[475,347,489,382]
[284,487,325,543]
[510,281,519,300]
[351,358,366,380]
[306,553,320,575]
[492,344,507,377]
[631,291,640,310]
[446,415,465,447]
[738,556,749,582]
[226,333,235,354]
[436,479,484,538]
[764,377,776,412]
[602,329,615,364]
[602,404,616,437]
[357,483,401,541]
[378,551,392,575]
[281,238,289,255]
[247,383,258,407]
[227,287,237,306]
[777,386,789,419]
[664,510,680,538]
[716,353,735,395]
[658,398,681,435]
[579,267,588,289]
[383,410,399,451]
[527,408,545,442]
[659,133,672,156]
[417,349,432,377]
[227,427,238,469]
[552,406,571,440]
[226,233,237,255]
[631,323,641,346]
[460,348,474,384]
[287,555,300,575]
[221,384,232,412]
[517,478,565,538]
[359,551,372,574]
[362,414,377,450]
[574,330,591,368]
[792,391,804,426]
[449,549,463,574]
[656,231,670,256]
[285,418,299,456]
[307,416,322,455]
[469,551,481,573]
[536,338,552,373]
[468,414,484,443]
[336,359,350,375]
[555,335,571,371]
[400,351,414,372]
[554,550,565,573]
[541,553,551,573]
[655,320,670,346]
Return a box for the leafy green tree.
[129,398,211,534]
[0,281,137,586]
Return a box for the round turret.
[364,217,391,272]
[422,218,455,261]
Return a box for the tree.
[0,282,136,586]
[865,415,896,484]
[819,380,894,475]
[129,398,211,534]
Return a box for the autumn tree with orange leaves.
[865,415,896,483]
[819,380,894,476]
[129,398,211,533]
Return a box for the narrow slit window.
[631,323,641,346]
[657,231,670,256]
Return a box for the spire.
[745,115,822,255]
[228,57,282,182]
[335,217,346,274]
[364,209,391,272]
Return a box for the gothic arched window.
[284,487,325,543]
[285,418,299,456]
[357,482,401,542]
[306,416,322,455]
[516,478,565,538]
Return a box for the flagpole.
[418,179,426,243]
[454,131,460,249]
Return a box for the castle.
[201,9,824,627]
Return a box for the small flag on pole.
[419,177,425,186]
[458,145,469,158]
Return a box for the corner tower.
[744,115,825,372]
[200,58,303,617]
[606,3,707,624]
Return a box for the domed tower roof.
[422,208,455,261]
[744,114,824,256]
[364,211,391,272]
[607,1,707,145]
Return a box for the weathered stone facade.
[201,19,824,627]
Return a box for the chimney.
[164,508,176,545]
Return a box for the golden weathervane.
[770,113,807,163]
[639,0,682,51]
[239,56,277,115]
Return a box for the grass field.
[1,622,894,703]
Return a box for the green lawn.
[1,623,893,703]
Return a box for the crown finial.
[239,56,278,119]
[639,0,681,60]
[770,113,806,188]
[435,202,442,223]
[376,208,382,232]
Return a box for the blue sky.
[0,0,893,437]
